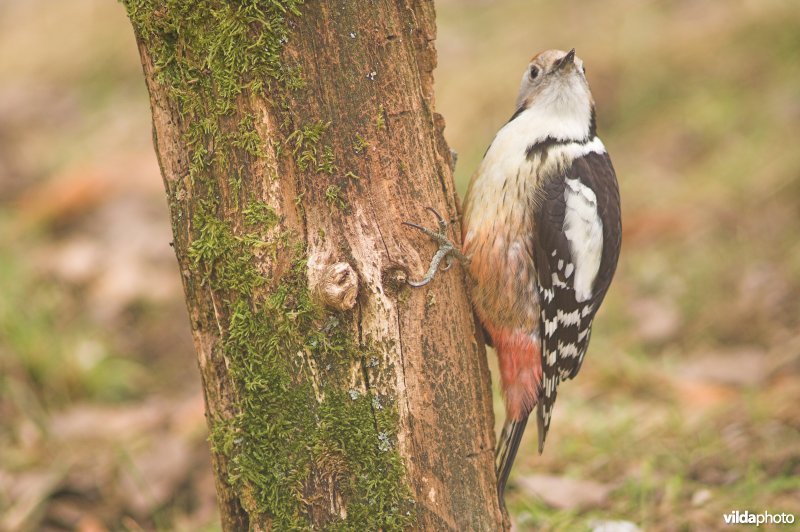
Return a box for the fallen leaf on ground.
[590,519,641,532]
[679,347,768,387]
[675,380,737,411]
[691,488,712,507]
[515,474,612,510]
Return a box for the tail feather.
[495,416,529,510]
[536,400,547,454]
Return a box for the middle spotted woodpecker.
[403,48,621,510]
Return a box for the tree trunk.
[123,1,504,529]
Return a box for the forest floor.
[1,0,798,530]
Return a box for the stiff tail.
[495,416,529,510]
[536,399,547,454]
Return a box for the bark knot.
[315,262,358,311]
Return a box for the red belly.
[483,322,543,421]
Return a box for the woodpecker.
[404,49,621,508]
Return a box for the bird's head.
[515,48,595,140]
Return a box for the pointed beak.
[556,48,576,71]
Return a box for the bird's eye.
[529,65,539,80]
[582,66,586,75]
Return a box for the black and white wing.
[532,150,621,452]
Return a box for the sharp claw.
[426,206,446,225]
[442,255,454,271]
[426,207,448,233]
[403,222,440,241]
[401,221,426,232]
[405,207,448,236]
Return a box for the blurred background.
[0,0,797,530]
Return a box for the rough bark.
[124,0,503,529]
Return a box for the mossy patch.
[123,0,306,186]
[352,133,370,154]
[188,203,264,295]
[325,185,348,211]
[243,200,279,229]
[209,257,414,530]
[123,0,305,107]
[376,104,386,130]
[287,120,337,174]
[232,115,267,158]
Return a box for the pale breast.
[462,145,540,332]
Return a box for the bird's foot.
[402,207,468,287]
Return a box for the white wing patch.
[563,178,603,302]
[556,309,581,326]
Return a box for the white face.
[515,49,593,115]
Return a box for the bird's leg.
[402,207,469,287]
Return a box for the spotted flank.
[532,150,621,452]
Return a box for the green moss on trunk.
[122,0,415,528]
[210,257,413,530]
